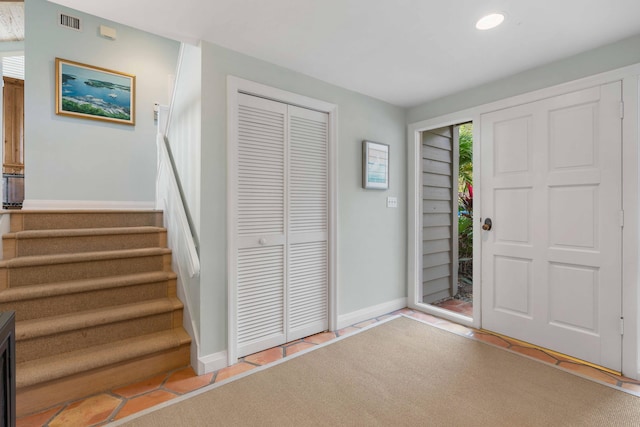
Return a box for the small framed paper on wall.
[362,140,389,190]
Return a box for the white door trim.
[227,76,338,365]
[407,118,480,329]
[407,62,640,378]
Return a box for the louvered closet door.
[287,105,329,341]
[236,94,287,357]
[234,94,329,358]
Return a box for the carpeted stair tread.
[5,226,165,239]
[10,210,163,231]
[5,209,192,414]
[0,247,171,268]
[0,271,175,303]
[11,210,161,214]
[16,328,191,389]
[3,226,168,259]
[16,297,183,341]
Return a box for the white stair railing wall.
[155,43,202,372]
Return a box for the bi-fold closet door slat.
[288,105,328,341]
[235,94,328,357]
[236,94,287,357]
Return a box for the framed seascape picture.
[362,140,389,190]
[55,58,135,125]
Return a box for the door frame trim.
[226,76,338,365]
[407,62,640,378]
[408,119,480,328]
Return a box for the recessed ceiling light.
[476,13,505,30]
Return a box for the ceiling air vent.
[58,12,82,31]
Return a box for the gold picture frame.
[55,58,135,125]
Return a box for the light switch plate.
[387,197,398,208]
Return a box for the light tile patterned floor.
[17,308,640,426]
[432,297,473,316]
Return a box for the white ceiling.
[47,0,640,107]
[0,2,24,42]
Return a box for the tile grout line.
[41,404,66,427]
[103,390,129,424]
[105,370,175,422]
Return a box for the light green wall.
[197,42,407,355]
[25,0,179,203]
[0,41,24,54]
[407,33,640,123]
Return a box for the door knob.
[482,218,492,231]
[258,238,267,245]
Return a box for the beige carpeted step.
[17,328,191,416]
[16,298,183,363]
[10,210,163,232]
[17,328,190,388]
[0,247,172,288]
[3,226,167,259]
[0,271,176,321]
[4,209,193,418]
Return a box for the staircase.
[0,210,191,417]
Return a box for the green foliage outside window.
[458,124,473,262]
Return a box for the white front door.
[481,82,622,371]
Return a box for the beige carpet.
[115,316,640,426]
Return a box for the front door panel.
[481,82,622,371]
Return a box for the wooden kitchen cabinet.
[3,76,24,175]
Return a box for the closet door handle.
[258,238,267,245]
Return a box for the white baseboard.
[337,297,407,330]
[198,298,407,374]
[22,199,156,210]
[197,350,228,375]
